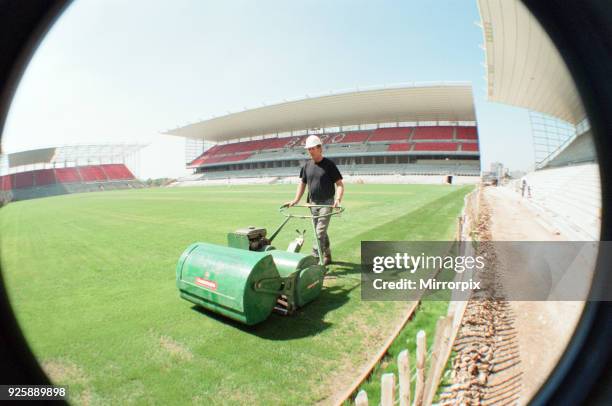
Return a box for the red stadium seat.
[387,143,412,151]
[223,153,251,163]
[336,131,370,144]
[33,169,56,186]
[55,167,81,184]
[215,138,291,154]
[285,135,306,148]
[188,156,207,168]
[189,138,291,167]
[0,175,12,191]
[78,165,108,181]
[264,138,291,149]
[205,144,226,155]
[412,126,454,140]
[187,145,226,167]
[324,133,343,144]
[15,172,34,189]
[202,153,252,164]
[100,164,135,180]
[218,143,246,154]
[413,142,458,151]
[456,127,478,140]
[461,143,479,152]
[369,128,411,142]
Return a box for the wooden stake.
[354,390,368,406]
[398,350,410,406]
[381,373,395,406]
[415,330,426,406]
[456,215,463,241]
[424,316,453,406]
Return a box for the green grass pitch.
[0,183,472,405]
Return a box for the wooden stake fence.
[352,304,465,406]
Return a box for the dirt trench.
[440,186,586,405]
[440,194,522,405]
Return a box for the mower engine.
[227,226,271,251]
[227,226,306,253]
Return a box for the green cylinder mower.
[175,204,344,325]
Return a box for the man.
[285,135,344,265]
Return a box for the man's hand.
[333,199,342,208]
[287,183,306,208]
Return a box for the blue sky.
[3,0,535,178]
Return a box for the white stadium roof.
[6,144,146,168]
[478,0,586,125]
[7,147,56,168]
[165,83,476,142]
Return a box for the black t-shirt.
[300,157,343,203]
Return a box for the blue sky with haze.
[3,0,537,178]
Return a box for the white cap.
[304,135,322,149]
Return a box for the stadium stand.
[199,152,252,165]
[100,164,136,180]
[369,127,411,142]
[456,126,478,140]
[387,143,412,152]
[331,131,369,144]
[34,169,57,186]
[190,144,225,165]
[55,167,81,183]
[186,124,479,172]
[180,125,480,183]
[519,163,600,240]
[78,165,108,181]
[184,159,481,181]
[170,85,482,185]
[2,164,139,202]
[413,126,454,140]
[15,172,34,189]
[325,144,370,156]
[1,175,12,190]
[7,164,134,187]
[1,144,144,202]
[188,138,291,168]
[215,138,289,154]
[460,143,479,152]
[413,142,458,151]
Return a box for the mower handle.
[279,204,345,219]
[278,204,345,266]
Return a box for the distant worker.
[521,179,527,197]
[284,135,344,265]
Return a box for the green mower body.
[176,225,325,325]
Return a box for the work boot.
[323,253,332,266]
